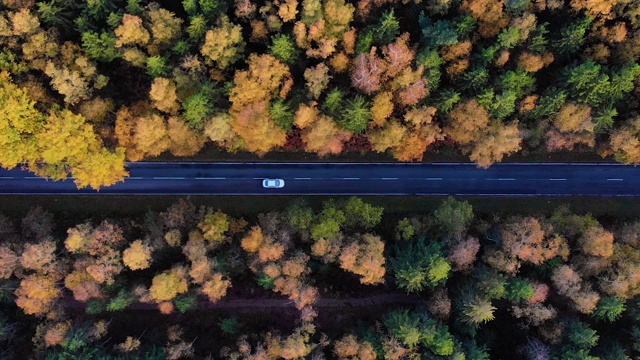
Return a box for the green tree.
[339,95,371,133]
[269,34,299,65]
[285,200,314,233]
[552,17,593,57]
[419,13,458,49]
[395,218,415,241]
[270,99,295,131]
[433,197,474,240]
[323,88,344,117]
[219,317,242,335]
[146,55,170,77]
[385,309,422,349]
[391,238,451,293]
[186,15,207,39]
[593,297,626,322]
[107,289,135,311]
[459,293,497,328]
[505,277,534,302]
[343,197,383,230]
[183,91,215,130]
[499,70,536,98]
[311,203,346,241]
[81,31,120,62]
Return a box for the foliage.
[391,238,451,293]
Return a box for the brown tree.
[302,115,352,156]
[338,234,386,285]
[351,48,386,94]
[446,99,490,145]
[501,217,567,265]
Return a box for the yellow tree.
[71,147,128,189]
[115,14,150,48]
[149,267,189,303]
[201,273,232,302]
[204,112,239,150]
[0,71,44,169]
[470,121,521,168]
[150,78,180,114]
[123,240,153,270]
[147,5,183,52]
[198,209,230,244]
[133,113,170,158]
[201,16,245,70]
[36,109,101,169]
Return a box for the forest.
[1,196,640,359]
[1,0,640,188]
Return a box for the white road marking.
[0,177,14,179]
[607,178,624,181]
[294,177,311,180]
[549,178,566,181]
[497,178,515,181]
[128,177,143,179]
[382,177,398,180]
[427,178,443,180]
[153,177,185,180]
[26,177,41,179]
[343,177,360,180]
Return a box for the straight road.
[0,162,638,196]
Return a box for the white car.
[262,178,285,188]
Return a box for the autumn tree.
[460,0,509,37]
[115,14,150,48]
[351,48,386,94]
[304,63,331,99]
[123,240,153,270]
[229,54,291,154]
[546,102,595,151]
[334,334,378,360]
[501,217,568,266]
[470,121,522,168]
[167,116,206,157]
[0,71,44,169]
[150,78,180,114]
[339,234,386,285]
[448,236,481,271]
[198,209,230,244]
[610,116,640,164]
[446,99,490,145]
[302,115,352,156]
[201,273,231,302]
[551,265,600,314]
[20,241,57,273]
[578,225,614,258]
[149,267,189,303]
[201,15,245,70]
[15,274,62,316]
[147,5,183,52]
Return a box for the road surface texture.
[0,162,638,196]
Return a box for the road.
[0,162,638,196]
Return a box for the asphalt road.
[0,162,639,196]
